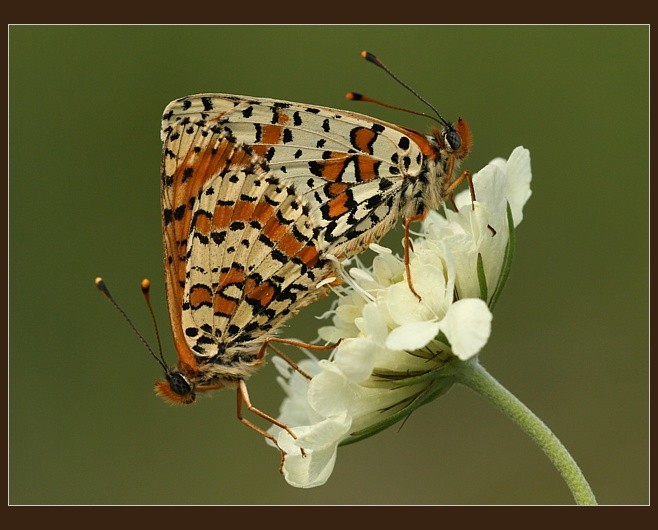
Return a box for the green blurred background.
[9,25,648,505]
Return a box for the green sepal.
[477,252,488,302]
[339,360,465,447]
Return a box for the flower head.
[269,147,532,488]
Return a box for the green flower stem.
[455,359,597,505]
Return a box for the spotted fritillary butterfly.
[100,52,473,467]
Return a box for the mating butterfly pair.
[99,52,472,467]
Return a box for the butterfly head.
[155,369,196,405]
[434,118,472,160]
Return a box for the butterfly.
[100,51,473,467]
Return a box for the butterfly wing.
[162,94,441,261]
[161,114,335,372]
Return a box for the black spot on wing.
[201,97,213,111]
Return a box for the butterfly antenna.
[345,92,442,125]
[95,277,169,373]
[360,50,452,128]
[140,278,169,369]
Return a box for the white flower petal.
[317,325,344,343]
[369,243,392,254]
[307,361,356,416]
[489,156,507,172]
[267,358,323,431]
[473,165,508,234]
[334,338,378,382]
[482,147,532,227]
[504,146,532,227]
[385,261,447,325]
[350,268,374,283]
[385,320,441,351]
[361,303,390,341]
[411,259,449,304]
[385,282,428,325]
[439,298,492,360]
[278,414,351,488]
[371,252,404,286]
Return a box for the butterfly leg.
[446,169,475,210]
[257,337,341,381]
[445,170,496,235]
[403,213,426,301]
[237,339,340,470]
[236,379,304,472]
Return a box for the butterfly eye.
[167,371,194,398]
[445,129,462,151]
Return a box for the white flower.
[269,146,532,488]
